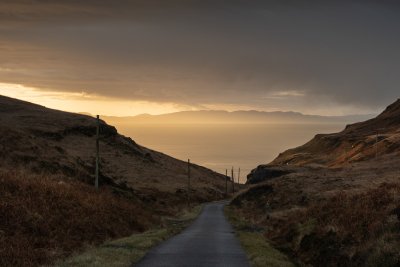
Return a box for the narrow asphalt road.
[135,201,250,267]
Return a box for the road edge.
[225,204,296,267]
[54,205,204,267]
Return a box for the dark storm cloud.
[0,0,399,113]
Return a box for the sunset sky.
[1,0,399,116]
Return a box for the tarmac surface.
[134,201,250,267]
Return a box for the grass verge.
[54,205,203,267]
[225,206,295,267]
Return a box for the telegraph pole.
[95,115,100,190]
[238,167,241,185]
[225,169,228,197]
[187,159,191,208]
[375,131,379,159]
[231,167,235,194]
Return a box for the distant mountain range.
[102,110,374,125]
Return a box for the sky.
[0,0,399,116]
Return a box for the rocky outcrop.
[246,165,293,184]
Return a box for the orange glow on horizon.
[0,83,184,116]
[0,82,376,117]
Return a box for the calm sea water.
[111,123,344,183]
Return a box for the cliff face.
[0,95,226,200]
[269,99,400,167]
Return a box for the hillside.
[231,99,400,266]
[270,99,400,167]
[0,170,157,266]
[0,95,229,265]
[0,95,226,199]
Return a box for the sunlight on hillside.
[0,82,182,116]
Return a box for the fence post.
[187,159,191,208]
[231,167,235,194]
[375,132,378,159]
[95,115,100,190]
[225,169,228,197]
[238,167,241,185]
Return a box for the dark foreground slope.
[0,170,157,266]
[232,100,400,266]
[0,95,228,266]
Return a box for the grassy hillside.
[0,170,158,266]
[231,99,400,266]
[0,95,233,265]
[230,181,400,266]
[270,99,400,167]
[0,95,227,199]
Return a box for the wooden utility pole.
[238,167,241,185]
[225,169,228,197]
[375,132,379,159]
[187,159,191,208]
[95,115,100,190]
[231,167,235,194]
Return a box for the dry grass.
[0,170,157,267]
[55,205,203,267]
[232,183,400,266]
[280,183,400,266]
[225,207,295,267]
[306,183,399,243]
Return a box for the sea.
[111,123,345,183]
